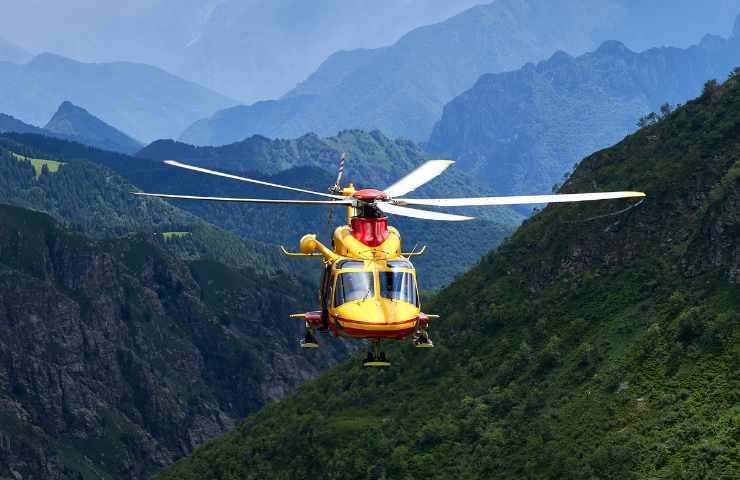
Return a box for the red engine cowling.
[351,216,389,247]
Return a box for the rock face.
[427,23,740,196]
[0,204,350,479]
[44,101,143,154]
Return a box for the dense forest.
[0,134,288,273]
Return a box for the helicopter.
[133,155,645,367]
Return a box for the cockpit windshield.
[334,271,375,306]
[379,271,418,305]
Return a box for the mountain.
[427,24,740,196]
[0,36,30,63]
[156,76,740,479]
[0,113,46,135]
[173,0,484,102]
[44,101,143,154]
[0,52,236,143]
[2,105,143,155]
[139,129,521,202]
[0,203,351,480]
[136,130,523,290]
[179,0,740,145]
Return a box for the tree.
[729,66,740,80]
[636,112,659,129]
[702,79,720,96]
[659,103,673,118]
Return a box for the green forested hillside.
[0,134,279,273]
[9,129,520,290]
[157,77,740,479]
[138,129,522,216]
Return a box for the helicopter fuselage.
[287,184,433,342]
[305,216,424,340]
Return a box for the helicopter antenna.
[330,152,346,194]
[327,152,347,238]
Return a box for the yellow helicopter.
[134,155,645,367]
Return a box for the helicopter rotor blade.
[132,192,352,205]
[163,160,345,199]
[383,160,455,198]
[393,191,646,207]
[378,202,474,221]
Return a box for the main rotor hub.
[352,189,389,202]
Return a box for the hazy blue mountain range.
[180,0,740,146]
[173,0,485,102]
[0,1,482,103]
[44,101,143,154]
[157,70,740,480]
[427,18,740,196]
[2,103,142,155]
[0,113,46,136]
[0,53,236,143]
[0,36,30,63]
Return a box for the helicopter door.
[320,265,331,326]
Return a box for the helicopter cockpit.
[330,258,419,308]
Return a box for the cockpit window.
[334,272,375,306]
[335,260,365,270]
[379,271,417,305]
[387,259,413,269]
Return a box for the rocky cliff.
[0,204,350,479]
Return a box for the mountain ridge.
[427,25,740,196]
[0,52,236,143]
[44,101,143,154]
[179,0,740,146]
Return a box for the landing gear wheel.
[363,340,391,368]
[363,352,375,367]
[300,324,319,349]
[413,326,434,348]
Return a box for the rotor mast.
[341,183,356,224]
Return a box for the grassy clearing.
[160,231,191,240]
[11,152,64,178]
